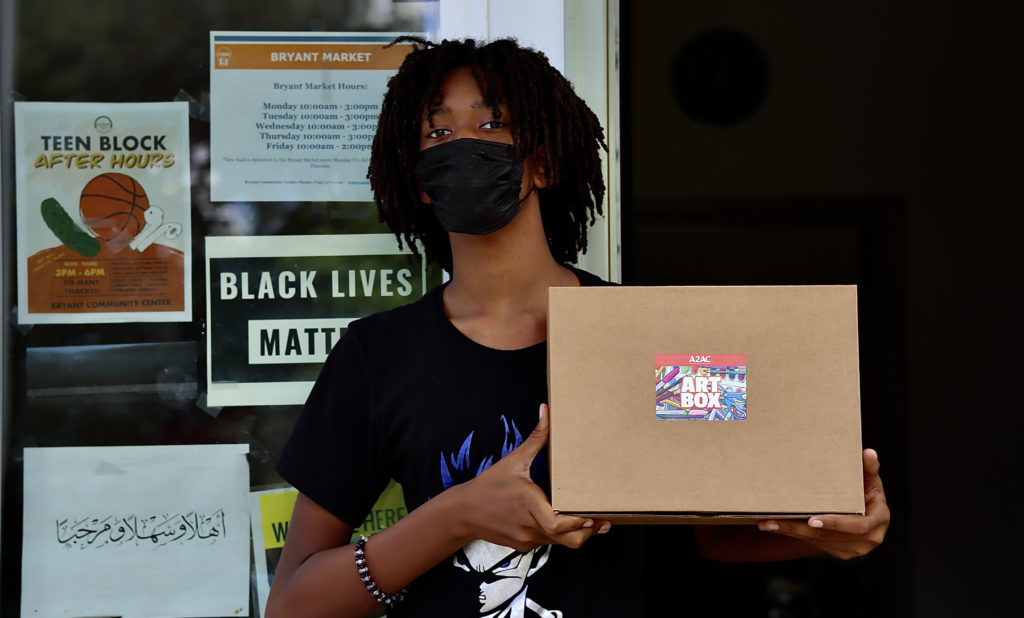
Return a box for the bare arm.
[694,449,890,562]
[265,404,608,617]
[265,487,472,618]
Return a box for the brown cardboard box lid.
[547,285,865,522]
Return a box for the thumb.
[512,403,550,463]
[863,448,885,497]
[863,448,881,477]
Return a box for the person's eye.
[425,127,451,139]
[481,120,507,130]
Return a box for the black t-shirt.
[277,268,645,617]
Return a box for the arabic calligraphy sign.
[56,510,227,549]
[22,444,250,618]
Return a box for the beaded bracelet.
[354,535,407,608]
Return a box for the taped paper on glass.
[21,444,250,618]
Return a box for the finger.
[804,513,873,535]
[863,449,882,485]
[545,517,613,549]
[509,403,551,463]
[861,492,891,531]
[528,496,593,536]
[757,522,871,561]
[759,519,838,544]
[863,448,879,471]
[862,449,887,501]
[547,526,597,549]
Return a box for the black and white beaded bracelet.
[354,535,407,608]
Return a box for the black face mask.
[413,138,526,235]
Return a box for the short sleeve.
[570,266,617,287]
[275,325,391,528]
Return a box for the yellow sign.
[258,480,407,549]
[259,489,298,549]
[351,479,407,541]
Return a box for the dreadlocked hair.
[368,36,607,272]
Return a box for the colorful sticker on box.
[655,354,747,420]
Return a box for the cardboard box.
[547,285,865,524]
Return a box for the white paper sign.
[209,31,419,202]
[205,234,428,407]
[21,444,250,618]
[14,101,193,325]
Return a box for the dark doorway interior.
[628,198,909,617]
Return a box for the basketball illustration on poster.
[14,102,192,324]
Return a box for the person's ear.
[530,146,550,190]
[418,180,431,204]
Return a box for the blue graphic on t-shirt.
[440,415,522,490]
[439,415,562,618]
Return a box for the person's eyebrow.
[426,100,490,115]
[424,105,449,123]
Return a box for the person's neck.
[442,210,579,349]
[446,216,575,309]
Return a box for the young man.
[267,38,889,618]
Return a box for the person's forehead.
[425,99,494,116]
[424,66,504,112]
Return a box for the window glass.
[2,2,441,616]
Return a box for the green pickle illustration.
[40,197,100,257]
